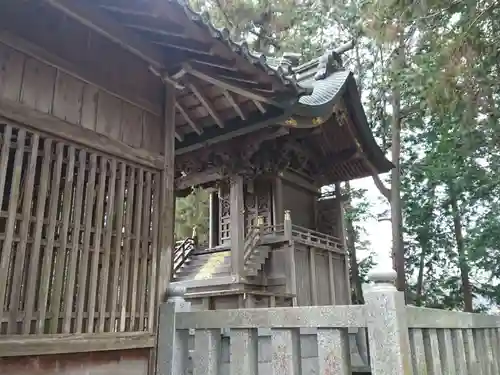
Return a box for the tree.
[175,188,210,244]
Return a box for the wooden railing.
[243,227,261,263]
[291,224,344,253]
[157,270,500,375]
[172,238,196,274]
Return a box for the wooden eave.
[277,70,393,183]
[39,0,306,150]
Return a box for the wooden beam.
[223,90,246,120]
[187,79,225,128]
[253,100,267,113]
[157,84,177,307]
[176,102,203,135]
[45,0,166,69]
[123,23,187,40]
[175,168,223,191]
[0,97,163,169]
[0,332,155,357]
[176,114,288,155]
[175,132,183,141]
[183,64,280,106]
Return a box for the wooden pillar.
[272,177,284,225]
[158,84,176,303]
[230,175,244,281]
[208,191,219,248]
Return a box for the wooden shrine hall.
[0,0,391,374]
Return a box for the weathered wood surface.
[0,41,164,163]
[0,121,160,336]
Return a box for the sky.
[351,174,394,270]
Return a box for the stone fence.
[156,267,500,375]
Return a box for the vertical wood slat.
[119,166,135,332]
[62,149,87,333]
[474,329,489,375]
[7,133,38,334]
[37,141,64,334]
[230,329,258,375]
[409,328,427,375]
[0,128,24,325]
[424,329,443,375]
[486,329,499,374]
[75,154,98,334]
[309,248,318,306]
[451,329,468,375]
[49,145,76,334]
[97,158,117,332]
[138,171,152,331]
[148,173,160,332]
[271,328,301,375]
[193,329,221,375]
[0,125,12,207]
[107,161,126,332]
[463,328,482,375]
[492,329,500,371]
[86,156,108,333]
[129,168,144,331]
[328,253,336,305]
[317,328,351,375]
[22,138,52,334]
[438,329,456,374]
[0,121,161,335]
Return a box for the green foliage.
[188,0,500,311]
[175,188,210,244]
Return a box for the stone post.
[156,285,191,375]
[364,263,413,375]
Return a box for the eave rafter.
[186,78,225,128]
[176,102,203,135]
[223,91,246,120]
[180,63,279,106]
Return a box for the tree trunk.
[414,242,427,306]
[449,189,473,312]
[344,182,364,304]
[390,38,406,295]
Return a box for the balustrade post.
[192,225,198,250]
[257,215,265,236]
[156,286,191,375]
[284,210,292,244]
[364,262,413,375]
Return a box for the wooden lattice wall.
[0,120,161,335]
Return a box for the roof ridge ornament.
[314,40,355,81]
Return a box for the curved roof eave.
[285,70,393,174]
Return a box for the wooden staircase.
[172,226,274,283]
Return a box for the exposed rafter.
[253,100,266,113]
[182,64,279,107]
[44,0,166,70]
[186,79,225,128]
[223,91,246,120]
[176,102,203,135]
[123,23,189,40]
